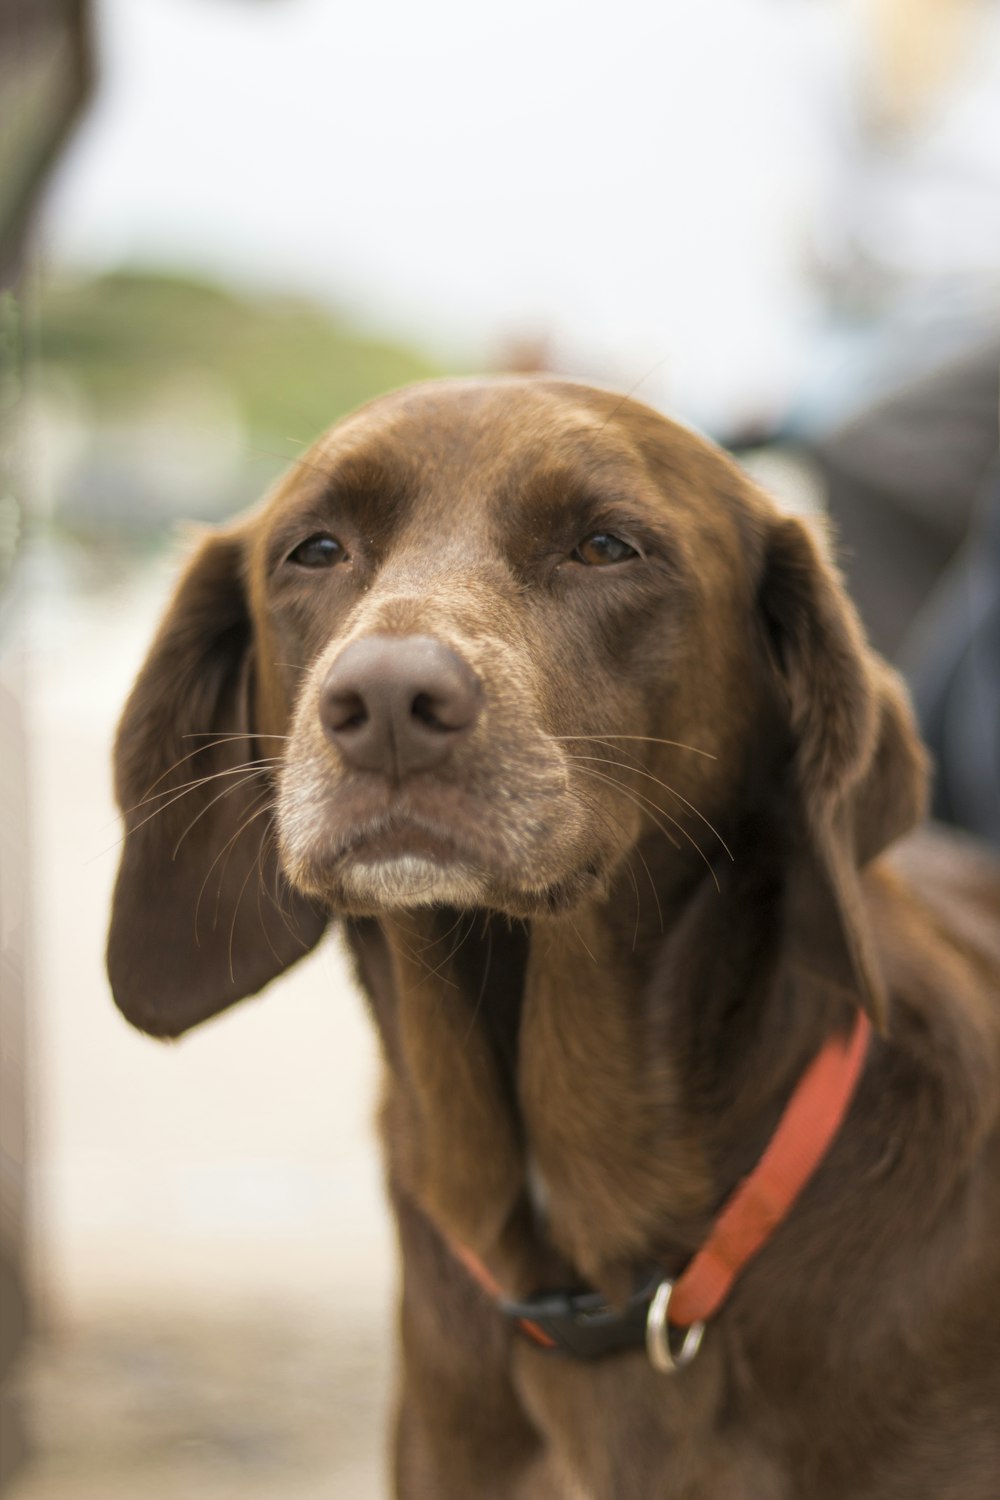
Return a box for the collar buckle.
[500,1278,660,1360]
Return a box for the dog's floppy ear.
[107,528,327,1038]
[758,515,927,1025]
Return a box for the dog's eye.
[572,532,639,566]
[287,533,347,569]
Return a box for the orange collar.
[450,1009,872,1366]
[667,1007,871,1327]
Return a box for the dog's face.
[253,380,758,918]
[107,378,926,1037]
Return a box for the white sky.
[39,0,843,431]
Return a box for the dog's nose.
[319,635,482,779]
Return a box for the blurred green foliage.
[34,268,445,457]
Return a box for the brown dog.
[108,379,1000,1498]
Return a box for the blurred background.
[1,0,998,1495]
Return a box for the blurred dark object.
[908,464,1000,846]
[809,338,1000,847]
[0,0,92,282]
[1,1,91,1490]
[776,3,1000,850]
[812,340,1000,659]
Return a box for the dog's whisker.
[127,758,279,818]
[567,915,598,966]
[600,769,720,892]
[136,735,276,801]
[412,909,467,958]
[227,810,278,983]
[574,763,721,894]
[628,839,664,938]
[384,909,468,991]
[571,784,648,947]
[210,790,275,934]
[460,917,495,1049]
[391,923,451,986]
[411,910,480,989]
[572,764,680,853]
[569,754,735,863]
[181,731,291,742]
[265,832,296,928]
[89,764,274,864]
[119,766,271,843]
[553,733,716,760]
[170,771,272,860]
[261,830,314,949]
[191,788,273,941]
[251,831,287,971]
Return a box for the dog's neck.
[347,821,854,1300]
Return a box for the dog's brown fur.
[108,379,1000,1499]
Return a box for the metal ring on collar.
[645,1278,705,1374]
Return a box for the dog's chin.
[333,854,491,912]
[283,845,610,919]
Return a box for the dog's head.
[108,378,926,1037]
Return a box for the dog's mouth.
[328,818,482,907]
[336,817,467,868]
[280,803,609,916]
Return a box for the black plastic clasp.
[500,1278,658,1360]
